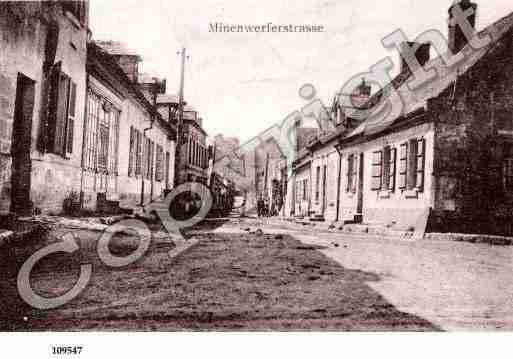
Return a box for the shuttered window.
[388,147,397,191]
[165,151,170,186]
[352,154,358,193]
[148,140,155,180]
[371,150,383,191]
[66,82,76,154]
[399,142,408,189]
[135,130,142,176]
[84,90,100,171]
[416,138,426,191]
[188,139,193,165]
[408,139,418,190]
[47,68,76,156]
[128,127,143,177]
[155,144,164,182]
[141,136,147,179]
[346,154,354,192]
[346,154,359,193]
[397,138,426,191]
[315,166,321,200]
[128,126,135,176]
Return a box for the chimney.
[399,42,431,75]
[448,0,478,54]
[94,41,142,83]
[115,54,141,83]
[350,78,372,109]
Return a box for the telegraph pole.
[174,47,186,187]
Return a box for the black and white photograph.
[0,0,512,357]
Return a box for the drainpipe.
[335,145,343,222]
[141,116,155,206]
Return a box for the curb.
[264,218,513,246]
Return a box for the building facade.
[284,1,513,236]
[174,107,209,185]
[84,43,176,211]
[0,1,89,215]
[0,1,178,216]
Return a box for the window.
[315,166,321,201]
[399,138,425,191]
[98,109,109,171]
[187,138,192,165]
[155,144,164,182]
[346,154,358,193]
[135,129,142,176]
[165,151,170,186]
[84,91,119,174]
[371,146,397,192]
[128,126,135,176]
[47,65,76,156]
[399,142,408,189]
[371,150,383,191]
[66,82,77,154]
[407,139,418,190]
[128,127,143,177]
[146,140,154,180]
[385,146,397,191]
[85,91,100,171]
[302,179,309,201]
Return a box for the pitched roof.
[157,94,180,104]
[87,43,176,136]
[344,10,513,139]
[94,40,141,59]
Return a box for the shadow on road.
[1,229,440,331]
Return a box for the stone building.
[286,1,513,236]
[174,105,209,185]
[84,43,176,211]
[0,1,177,216]
[0,1,90,215]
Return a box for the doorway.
[10,73,35,215]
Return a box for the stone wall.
[0,2,88,215]
[429,27,513,235]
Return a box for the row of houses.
[272,0,513,236]
[0,1,210,217]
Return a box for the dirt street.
[220,219,513,330]
[2,222,437,331]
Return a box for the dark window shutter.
[352,154,358,193]
[128,126,134,176]
[399,142,408,189]
[68,81,76,117]
[47,65,72,155]
[371,150,383,191]
[142,137,147,179]
[389,148,397,191]
[45,63,61,152]
[346,155,352,192]
[53,73,70,155]
[416,138,426,191]
[66,81,76,154]
[150,141,155,179]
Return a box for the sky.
[90,0,513,142]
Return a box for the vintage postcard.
[0,0,512,357]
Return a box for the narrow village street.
[2,216,512,331]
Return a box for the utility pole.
[174,47,186,187]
